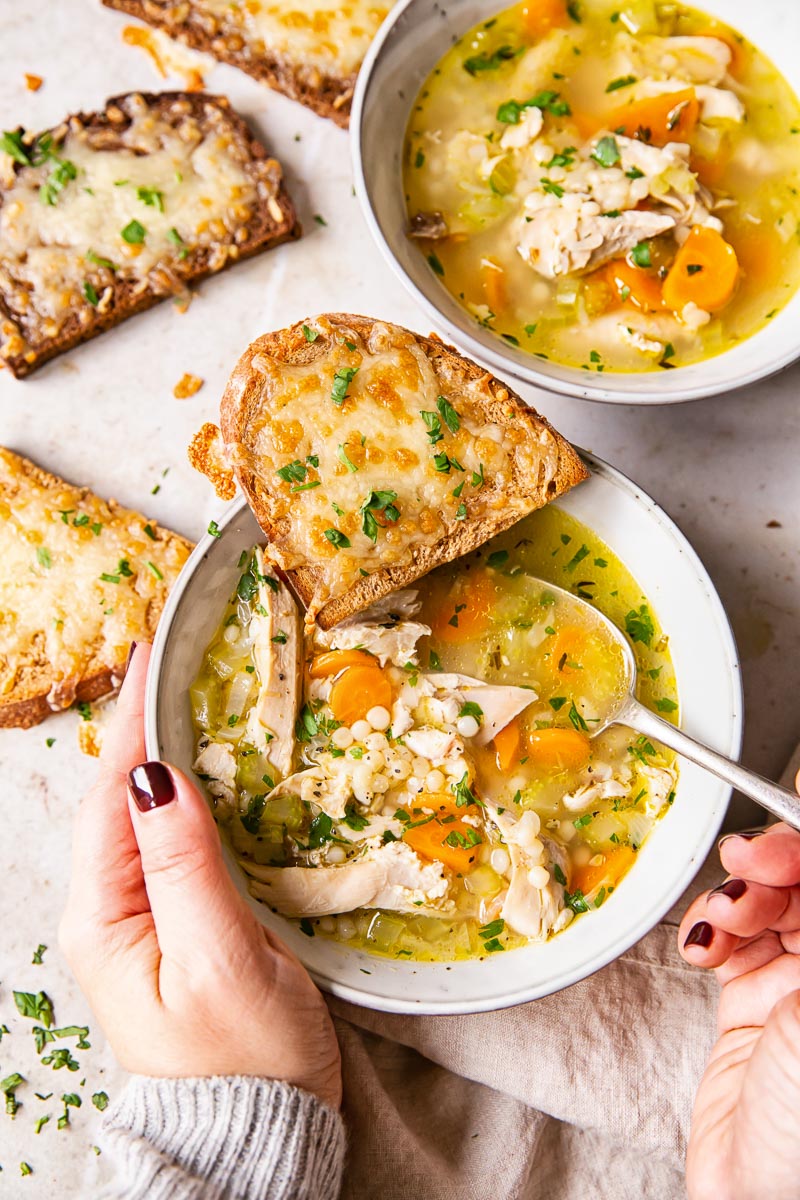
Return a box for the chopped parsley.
[624,604,655,646]
[436,394,460,434]
[629,241,652,268]
[276,459,308,484]
[427,252,445,276]
[308,812,334,848]
[302,323,320,342]
[331,366,359,406]
[459,701,483,721]
[360,490,399,542]
[36,546,52,569]
[207,520,222,538]
[420,410,443,444]
[337,443,358,472]
[82,281,99,307]
[433,452,464,474]
[568,701,589,732]
[121,219,146,245]
[606,75,637,92]
[655,698,678,713]
[487,549,508,569]
[497,90,571,124]
[565,543,590,571]
[452,771,478,808]
[591,135,621,167]
[464,45,522,75]
[324,528,351,549]
[540,177,565,197]
[343,803,369,832]
[136,186,164,212]
[14,990,54,1028]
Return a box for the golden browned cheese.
[0,447,192,719]
[227,315,564,611]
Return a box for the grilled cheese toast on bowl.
[144,314,741,1012]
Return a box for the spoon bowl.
[541,577,800,828]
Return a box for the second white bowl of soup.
[353,0,800,402]
[146,453,742,1013]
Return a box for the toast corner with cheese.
[0,446,192,732]
[0,91,299,378]
[101,0,390,127]
[189,313,588,629]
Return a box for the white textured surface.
[0,0,798,1192]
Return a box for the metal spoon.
[538,579,800,828]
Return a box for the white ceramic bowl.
[351,0,800,404]
[145,453,742,1014]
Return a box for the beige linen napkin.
[329,748,800,1200]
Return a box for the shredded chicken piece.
[249,550,301,779]
[641,35,732,85]
[618,324,666,357]
[193,737,237,806]
[244,841,453,917]
[635,78,744,123]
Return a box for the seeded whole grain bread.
[101,0,386,127]
[0,446,193,730]
[0,91,300,379]
[189,313,588,630]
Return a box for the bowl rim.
[144,450,744,1014]
[351,0,800,405]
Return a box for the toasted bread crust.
[0,92,300,379]
[102,0,355,127]
[0,447,193,729]
[216,314,589,630]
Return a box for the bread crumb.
[24,74,43,92]
[173,372,204,399]
[77,699,116,757]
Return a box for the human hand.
[60,643,342,1108]
[679,799,800,1200]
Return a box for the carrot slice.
[608,88,699,147]
[309,649,377,678]
[481,259,507,315]
[606,258,664,313]
[725,223,782,292]
[328,664,392,726]
[522,0,569,41]
[662,225,739,314]
[572,845,636,897]
[404,793,482,875]
[527,728,591,773]
[430,569,496,645]
[494,718,522,771]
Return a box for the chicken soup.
[190,506,679,962]
[404,0,800,372]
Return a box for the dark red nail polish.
[710,877,747,902]
[124,641,138,674]
[684,921,714,950]
[128,762,175,812]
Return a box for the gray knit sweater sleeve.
[98,1077,346,1200]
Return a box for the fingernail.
[124,641,138,674]
[709,877,748,902]
[684,921,714,950]
[719,829,765,846]
[128,762,175,812]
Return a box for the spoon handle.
[621,697,800,830]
